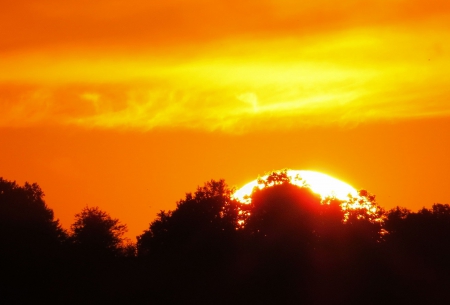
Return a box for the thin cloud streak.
[1,1,450,131]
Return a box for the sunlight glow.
[233,170,358,204]
[233,169,384,223]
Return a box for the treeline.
[1,174,450,304]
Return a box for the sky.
[1,0,450,239]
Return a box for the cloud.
[2,54,449,131]
[1,1,450,131]
[237,92,259,112]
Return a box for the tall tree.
[70,206,128,258]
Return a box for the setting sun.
[234,169,384,223]
[233,169,358,204]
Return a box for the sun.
[233,170,358,204]
[233,169,384,224]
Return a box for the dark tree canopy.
[0,177,66,257]
[70,206,128,258]
[245,182,322,240]
[137,179,241,257]
[244,171,385,243]
[2,173,450,304]
[385,204,450,266]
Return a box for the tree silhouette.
[237,181,324,303]
[0,177,66,258]
[137,179,241,257]
[378,204,450,303]
[0,178,70,304]
[232,173,394,304]
[243,172,385,245]
[244,182,322,242]
[385,204,450,267]
[135,180,244,304]
[4,172,450,304]
[70,206,128,258]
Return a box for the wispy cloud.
[1,1,450,131]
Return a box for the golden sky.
[1,0,450,238]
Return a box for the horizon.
[1,0,450,239]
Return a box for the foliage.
[3,174,450,303]
[70,206,128,258]
[244,181,322,239]
[257,169,292,188]
[385,203,450,257]
[247,171,386,240]
[0,177,66,257]
[137,179,241,256]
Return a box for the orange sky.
[1,0,450,239]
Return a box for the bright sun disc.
[233,170,358,204]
